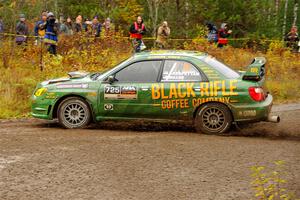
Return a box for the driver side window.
[114,61,162,83]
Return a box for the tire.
[194,103,232,135]
[57,97,91,129]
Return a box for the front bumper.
[31,96,55,120]
[230,94,273,122]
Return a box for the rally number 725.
[105,86,121,94]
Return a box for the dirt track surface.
[0,104,300,200]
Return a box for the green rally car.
[31,50,280,134]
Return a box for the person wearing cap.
[156,21,170,49]
[40,12,59,55]
[34,12,47,45]
[217,23,232,48]
[16,14,29,45]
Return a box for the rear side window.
[201,56,240,79]
[115,61,162,83]
[161,60,202,82]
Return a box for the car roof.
[133,50,207,60]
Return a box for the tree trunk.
[293,0,298,25]
[282,0,289,39]
[185,0,189,38]
[275,0,280,26]
[147,0,162,37]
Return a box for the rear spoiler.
[242,57,266,81]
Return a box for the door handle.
[193,87,202,92]
[140,86,150,91]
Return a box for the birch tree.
[293,0,298,25]
[146,0,163,36]
[282,0,289,39]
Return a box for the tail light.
[248,87,266,101]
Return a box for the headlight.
[34,88,47,97]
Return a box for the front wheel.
[58,97,91,129]
[194,103,232,135]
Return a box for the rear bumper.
[230,94,273,122]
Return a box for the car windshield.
[96,57,133,80]
[201,56,240,79]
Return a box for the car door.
[98,60,163,119]
[152,59,206,120]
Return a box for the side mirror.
[107,75,115,84]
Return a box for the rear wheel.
[194,103,232,135]
[58,97,91,129]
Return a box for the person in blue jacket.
[34,12,47,45]
[40,12,59,55]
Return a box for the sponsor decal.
[238,110,257,117]
[104,86,137,100]
[104,104,114,110]
[57,83,89,89]
[151,80,239,109]
[87,92,97,97]
[45,92,57,99]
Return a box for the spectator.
[206,22,218,44]
[65,17,74,35]
[156,21,170,49]
[82,18,92,33]
[0,16,4,34]
[59,16,69,35]
[217,23,232,48]
[16,14,29,45]
[41,12,59,55]
[75,15,82,33]
[34,11,47,45]
[129,16,146,53]
[91,17,101,37]
[285,25,299,52]
[103,17,114,35]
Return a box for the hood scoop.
[48,78,70,84]
[68,71,89,79]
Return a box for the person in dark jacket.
[91,17,101,37]
[16,14,29,45]
[129,16,146,52]
[217,23,232,48]
[206,22,218,44]
[82,18,92,33]
[285,25,299,52]
[34,12,47,45]
[65,17,74,35]
[75,15,82,33]
[40,12,59,55]
[0,16,4,34]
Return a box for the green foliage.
[250,161,297,200]
[1,0,299,39]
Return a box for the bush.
[251,161,297,200]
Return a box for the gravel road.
[0,104,299,200]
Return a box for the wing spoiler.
[242,57,266,82]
